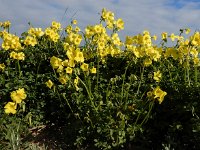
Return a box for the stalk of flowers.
[4,88,27,114]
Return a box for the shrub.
[0,8,200,150]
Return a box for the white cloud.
[1,0,200,41]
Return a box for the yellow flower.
[0,63,6,71]
[191,32,200,46]
[74,50,84,63]
[16,52,25,60]
[162,32,168,40]
[101,8,108,20]
[56,65,64,73]
[170,33,176,41]
[51,21,61,30]
[72,19,77,25]
[65,67,73,74]
[4,102,17,114]
[65,25,73,34]
[68,59,75,67]
[62,59,69,67]
[10,88,27,104]
[112,33,121,46]
[185,28,190,34]
[10,51,17,59]
[94,24,103,34]
[74,76,79,91]
[107,11,115,21]
[116,18,124,30]
[24,36,37,46]
[97,41,105,50]
[101,8,115,22]
[153,87,167,104]
[74,26,81,33]
[190,48,198,57]
[2,21,11,28]
[10,52,25,60]
[90,67,97,74]
[152,35,157,41]
[80,63,89,72]
[125,36,134,45]
[193,57,199,65]
[74,35,82,46]
[59,75,69,84]
[50,56,62,69]
[66,49,74,60]
[28,28,44,37]
[153,70,162,82]
[147,91,153,98]
[107,20,114,29]
[143,58,152,67]
[45,80,54,89]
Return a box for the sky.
[1,0,200,41]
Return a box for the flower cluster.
[125,31,162,67]
[0,26,26,61]
[28,27,44,37]
[44,21,61,42]
[101,8,124,31]
[0,21,11,29]
[10,51,25,60]
[24,36,37,47]
[4,88,27,114]
[49,52,96,86]
[1,31,23,51]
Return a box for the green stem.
[78,76,97,112]
[55,41,60,55]
[17,60,22,78]
[187,47,191,86]
[79,78,92,99]
[194,66,198,85]
[168,63,173,83]
[52,68,58,78]
[62,93,74,114]
[55,87,62,104]
[35,60,42,83]
[184,67,187,83]
[134,97,149,126]
[136,66,144,95]
[140,101,154,126]
[106,81,114,104]
[187,62,190,86]
[96,55,100,90]
[121,62,130,101]
[84,72,92,97]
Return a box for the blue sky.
[1,0,200,41]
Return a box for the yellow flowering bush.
[0,8,200,150]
